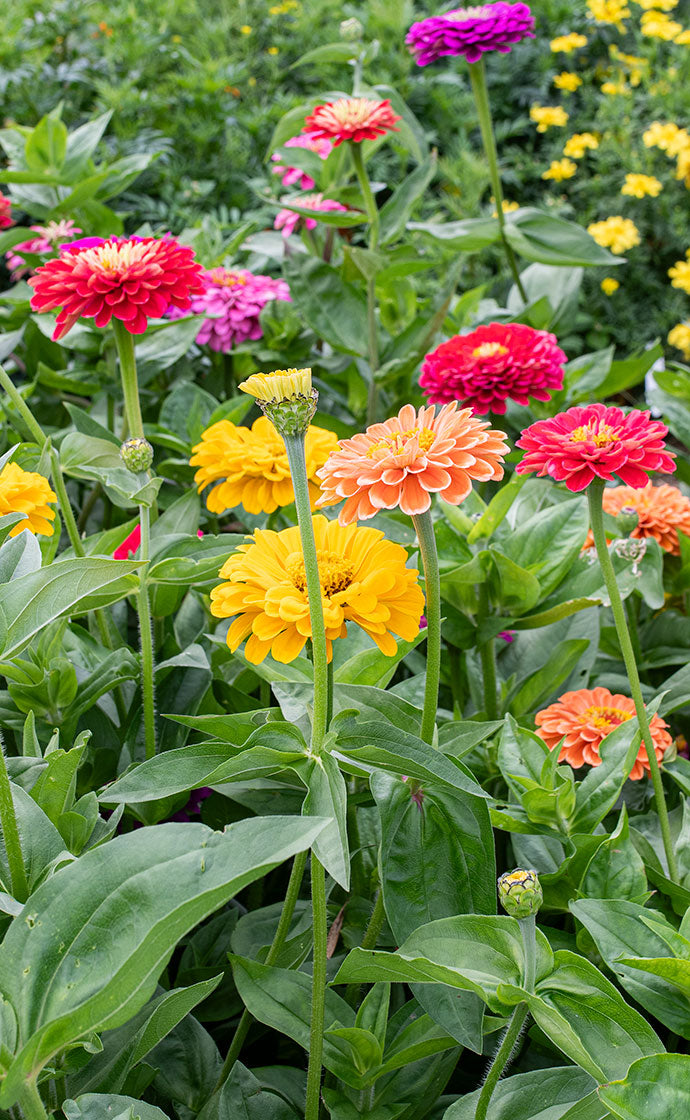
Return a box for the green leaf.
[25,112,68,174]
[63,1094,170,1120]
[599,1054,690,1119]
[580,807,647,902]
[500,498,588,597]
[283,257,368,356]
[198,1062,300,1120]
[379,154,437,245]
[60,433,160,509]
[570,712,648,833]
[0,783,64,893]
[290,42,361,68]
[298,749,350,889]
[505,209,623,267]
[443,1066,598,1120]
[508,639,589,718]
[30,739,87,827]
[407,217,499,251]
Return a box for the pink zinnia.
[516,404,676,492]
[420,323,566,414]
[29,236,204,340]
[406,3,535,67]
[274,192,349,239]
[0,193,12,230]
[6,220,82,281]
[271,132,333,190]
[303,98,401,147]
[169,267,291,352]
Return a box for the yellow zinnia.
[643,121,681,152]
[669,252,690,294]
[530,105,569,133]
[564,132,599,158]
[587,216,641,254]
[553,72,582,92]
[211,515,425,663]
[542,158,577,182]
[0,462,56,536]
[190,416,338,515]
[621,173,663,198]
[550,33,588,52]
[668,323,690,359]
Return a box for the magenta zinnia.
[406,3,535,66]
[303,98,401,146]
[420,323,566,414]
[168,267,291,352]
[0,193,12,230]
[516,404,676,492]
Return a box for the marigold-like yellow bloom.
[643,121,682,152]
[587,216,641,254]
[211,515,425,663]
[669,252,690,293]
[0,462,56,537]
[621,173,663,198]
[668,322,690,359]
[530,105,569,133]
[587,0,630,27]
[240,25,252,35]
[564,132,599,158]
[641,11,682,38]
[601,277,620,294]
[633,0,678,9]
[491,199,520,216]
[553,72,582,92]
[601,79,629,95]
[542,158,577,182]
[550,32,588,52]
[190,417,338,515]
[677,149,690,187]
[239,367,312,403]
[267,46,279,55]
[675,29,690,43]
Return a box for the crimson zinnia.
[29,236,205,340]
[303,98,401,146]
[516,404,676,492]
[420,323,566,414]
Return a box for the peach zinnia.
[303,98,401,147]
[316,402,509,523]
[535,686,672,781]
[584,482,690,556]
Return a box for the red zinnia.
[420,323,566,414]
[113,523,141,559]
[515,404,676,492]
[0,193,12,230]
[29,236,205,340]
[303,98,401,147]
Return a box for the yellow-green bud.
[340,17,363,40]
[120,437,154,473]
[497,868,542,919]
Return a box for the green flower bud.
[497,868,542,919]
[616,505,639,535]
[120,437,154,473]
[340,17,363,41]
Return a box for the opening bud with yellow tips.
[239,367,317,437]
[497,868,543,919]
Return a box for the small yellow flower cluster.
[668,322,690,359]
[601,278,620,295]
[669,250,690,294]
[267,46,279,55]
[490,198,520,216]
[587,0,630,28]
[530,105,569,132]
[550,33,588,53]
[601,79,629,95]
[621,173,663,198]
[270,0,299,13]
[587,216,641,254]
[564,132,599,158]
[642,122,690,190]
[632,0,678,9]
[542,158,577,182]
[240,24,252,35]
[609,45,647,84]
[640,9,682,39]
[553,72,582,92]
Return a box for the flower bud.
[239,367,317,437]
[497,868,542,919]
[120,437,154,473]
[340,17,363,41]
[616,505,639,535]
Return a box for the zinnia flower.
[419,324,566,414]
[271,133,333,190]
[190,416,338,515]
[550,32,588,51]
[668,251,690,294]
[584,482,690,555]
[553,72,582,91]
[316,402,508,523]
[530,105,569,132]
[535,686,672,780]
[211,515,425,663]
[113,523,141,559]
[668,322,690,358]
[0,193,13,230]
[0,462,56,536]
[542,158,577,181]
[515,403,676,492]
[564,133,599,158]
[405,3,535,67]
[29,236,205,340]
[621,173,663,198]
[168,267,290,352]
[587,216,640,254]
[303,98,400,146]
[274,192,348,239]
[5,220,82,281]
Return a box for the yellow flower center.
[581,705,632,731]
[287,550,354,597]
[472,342,509,360]
[367,427,435,457]
[209,268,247,287]
[87,240,149,272]
[570,423,618,446]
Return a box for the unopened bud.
[239,367,317,437]
[616,506,639,535]
[498,868,542,919]
[120,437,153,473]
[340,17,363,41]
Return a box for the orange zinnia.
[584,482,690,556]
[535,686,672,780]
[316,402,509,524]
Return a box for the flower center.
[87,240,149,272]
[331,98,378,127]
[367,426,435,457]
[472,342,509,359]
[287,550,354,597]
[447,6,493,20]
[569,422,618,446]
[208,268,247,287]
[581,705,632,731]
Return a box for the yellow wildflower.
[675,29,690,44]
[240,25,252,35]
[632,0,678,9]
[0,463,56,536]
[564,132,599,158]
[668,323,690,359]
[587,216,641,254]
[669,252,690,294]
[643,121,681,151]
[587,0,630,27]
[268,46,279,55]
[601,79,629,95]
[542,158,578,182]
[676,149,690,187]
[550,33,588,52]
[601,278,620,295]
[530,105,569,133]
[621,173,663,198]
[490,199,520,216]
[641,11,682,38]
[553,72,583,92]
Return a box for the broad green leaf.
[508,639,589,718]
[379,154,437,245]
[407,217,499,251]
[283,257,368,356]
[298,750,350,889]
[570,714,647,833]
[0,783,65,894]
[198,1061,300,1120]
[500,498,588,597]
[63,1095,170,1120]
[443,1066,597,1119]
[599,1054,690,1119]
[25,112,67,174]
[505,209,622,267]
[580,807,647,902]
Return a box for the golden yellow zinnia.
[0,462,56,537]
[211,515,425,663]
[239,367,312,404]
[190,416,338,515]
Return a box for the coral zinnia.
[303,98,401,146]
[211,515,425,663]
[535,686,672,780]
[584,482,690,556]
[515,404,676,492]
[317,402,508,523]
[406,3,535,66]
[0,462,56,537]
[29,236,205,340]
[168,267,291,352]
[190,417,338,515]
[419,324,566,415]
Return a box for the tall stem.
[137,504,156,759]
[468,59,527,302]
[111,321,145,438]
[0,735,28,902]
[587,482,678,881]
[306,852,327,1120]
[411,511,442,745]
[478,583,499,721]
[351,143,381,426]
[346,888,386,1007]
[17,1081,48,1120]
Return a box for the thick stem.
[475,1005,528,1120]
[351,144,381,427]
[111,320,145,439]
[305,852,327,1120]
[412,511,442,744]
[0,736,28,902]
[468,59,527,302]
[137,504,156,760]
[478,583,499,721]
[587,482,678,881]
[17,1082,48,1120]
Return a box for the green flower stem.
[306,851,327,1120]
[351,143,381,426]
[111,320,145,439]
[137,504,156,760]
[411,510,442,744]
[0,735,28,902]
[520,914,536,993]
[346,888,386,1007]
[214,848,308,1090]
[17,1081,48,1120]
[587,481,678,881]
[478,582,499,721]
[468,59,527,303]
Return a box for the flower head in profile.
[536,686,672,780]
[0,462,56,537]
[211,515,425,663]
[550,32,588,51]
[317,402,508,523]
[584,482,690,555]
[621,173,663,198]
[542,158,577,181]
[564,132,599,158]
[274,192,348,239]
[271,132,333,190]
[420,324,566,415]
[587,216,640,254]
[239,367,317,437]
[303,98,401,146]
[168,267,290,352]
[0,193,13,230]
[190,417,338,515]
[406,3,535,67]
[668,250,690,294]
[5,220,82,280]
[668,322,690,358]
[516,403,676,492]
[29,236,205,340]
[530,105,569,132]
